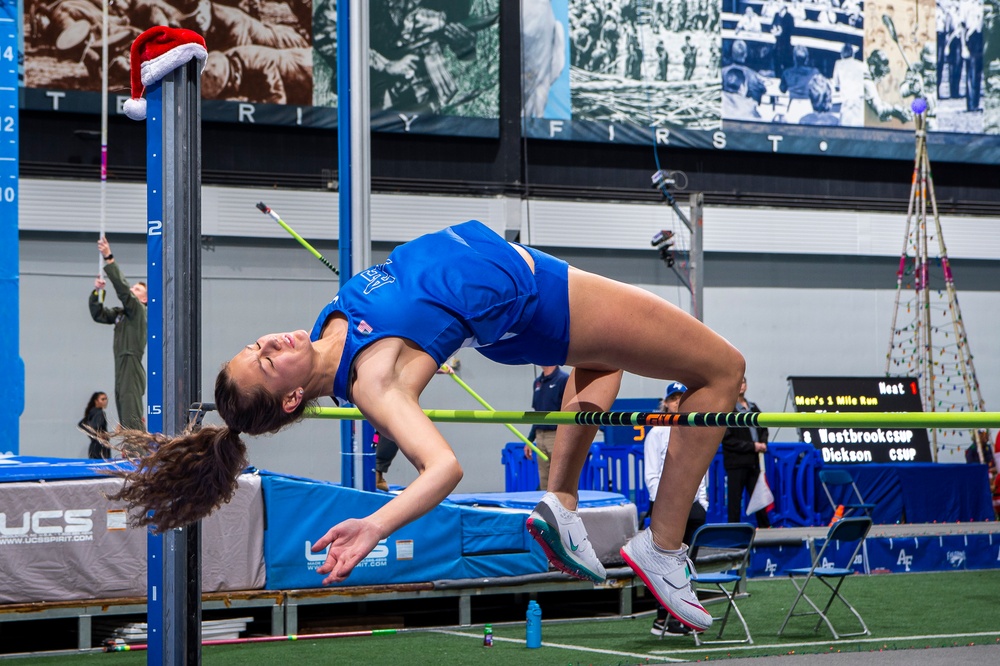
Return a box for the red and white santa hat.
[123,26,208,121]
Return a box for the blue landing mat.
[447,490,631,509]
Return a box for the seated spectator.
[723,39,766,103]
[780,45,820,99]
[800,75,840,125]
[735,7,762,33]
[722,67,761,120]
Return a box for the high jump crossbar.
[306,407,1000,429]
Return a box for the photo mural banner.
[19,0,1000,162]
[22,0,500,136]
[524,0,1000,163]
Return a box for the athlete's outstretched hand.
[311,518,383,585]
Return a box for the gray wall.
[18,226,1000,490]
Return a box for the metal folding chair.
[818,469,877,518]
[778,516,872,639]
[686,523,756,646]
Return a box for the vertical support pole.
[337,0,355,488]
[145,60,203,665]
[689,193,704,322]
[349,0,371,488]
[0,6,23,454]
[145,82,165,665]
[162,60,203,665]
[338,0,373,488]
[500,0,523,241]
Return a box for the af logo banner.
[866,534,1000,573]
[747,543,813,578]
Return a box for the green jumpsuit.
[89,262,147,430]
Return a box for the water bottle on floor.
[526,600,542,648]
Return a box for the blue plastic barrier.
[706,450,727,524]
[578,443,606,491]
[500,436,824,528]
[767,443,823,527]
[501,442,539,492]
[584,444,649,521]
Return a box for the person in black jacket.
[721,376,770,526]
[80,391,110,459]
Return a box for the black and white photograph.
[24,0,313,105]
[936,0,985,132]
[719,0,866,127]
[983,0,1000,132]
[313,0,500,119]
[568,0,722,132]
[863,0,935,130]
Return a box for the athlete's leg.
[564,267,744,550]
[562,268,743,629]
[545,366,622,509]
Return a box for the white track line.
[651,630,1000,654]
[431,629,686,663]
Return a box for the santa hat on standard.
[123,26,208,121]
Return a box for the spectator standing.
[525,365,569,490]
[656,40,669,81]
[643,381,708,637]
[89,237,148,431]
[770,4,796,79]
[832,44,866,126]
[80,391,110,459]
[721,376,770,527]
[966,429,996,477]
[374,431,398,492]
[682,35,698,80]
[960,0,984,111]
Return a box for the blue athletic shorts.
[477,244,570,366]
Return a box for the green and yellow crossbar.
[306,407,1000,429]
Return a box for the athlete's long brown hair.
[106,365,312,532]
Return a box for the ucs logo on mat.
[0,509,95,545]
[304,538,391,571]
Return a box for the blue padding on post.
[0,9,22,455]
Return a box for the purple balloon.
[911,97,928,115]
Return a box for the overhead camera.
[651,170,676,189]
[651,229,675,267]
[650,169,689,194]
[651,229,674,249]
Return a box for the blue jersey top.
[310,221,568,401]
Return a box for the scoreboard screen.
[788,376,932,464]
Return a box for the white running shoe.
[620,529,712,632]
[527,492,607,583]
